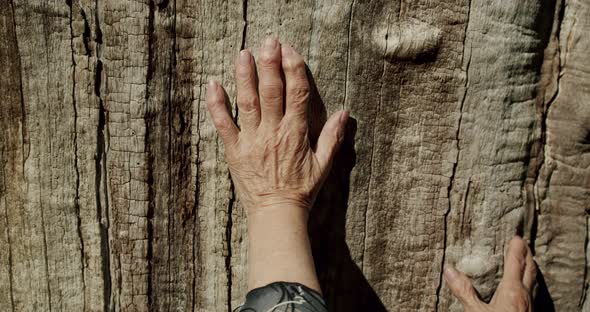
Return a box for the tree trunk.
[0,0,588,311]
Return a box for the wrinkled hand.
[206,37,348,214]
[445,236,536,312]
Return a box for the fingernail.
[281,45,292,56]
[444,266,459,282]
[239,49,250,64]
[207,80,217,92]
[264,36,278,49]
[338,111,349,139]
[340,111,349,125]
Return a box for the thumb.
[444,266,483,309]
[314,110,349,173]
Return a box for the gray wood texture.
[0,0,588,311]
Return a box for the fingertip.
[259,36,281,64]
[337,110,349,141]
[206,80,220,106]
[507,236,528,264]
[238,49,251,65]
[236,49,254,78]
[509,235,527,247]
[207,79,218,93]
[444,266,460,283]
[264,36,279,49]
[340,110,349,125]
[281,44,305,73]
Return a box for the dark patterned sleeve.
[234,282,328,312]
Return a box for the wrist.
[245,201,319,291]
[247,202,310,227]
[246,195,312,217]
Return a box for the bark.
[0,0,588,311]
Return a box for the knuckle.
[284,117,307,136]
[258,51,280,66]
[237,94,258,112]
[214,117,233,132]
[236,67,252,80]
[283,56,305,72]
[460,280,472,294]
[207,94,222,108]
[288,84,310,101]
[259,83,283,101]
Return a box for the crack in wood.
[39,5,53,307]
[581,215,590,308]
[80,8,91,56]
[166,0,177,309]
[223,2,248,309]
[240,0,248,51]
[342,0,355,110]
[92,3,112,310]
[192,5,206,309]
[1,157,16,312]
[94,22,112,312]
[306,0,315,61]
[435,2,472,310]
[4,1,20,311]
[459,178,472,237]
[226,181,235,312]
[361,7,392,274]
[3,207,15,312]
[530,0,566,255]
[8,0,29,169]
[67,2,87,310]
[39,174,52,312]
[146,1,156,310]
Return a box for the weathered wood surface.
[0,0,588,311]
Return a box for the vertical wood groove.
[361,6,392,275]
[193,4,205,308]
[9,0,28,167]
[167,0,177,310]
[92,1,112,307]
[68,3,88,311]
[435,3,472,308]
[581,215,589,308]
[1,163,15,312]
[145,1,156,309]
[342,0,355,111]
[2,1,20,310]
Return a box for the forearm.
[246,204,321,293]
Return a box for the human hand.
[445,236,536,312]
[206,37,348,215]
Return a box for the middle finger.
[257,36,284,126]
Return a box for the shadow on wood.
[305,66,388,311]
[534,263,555,312]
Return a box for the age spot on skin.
[373,19,442,61]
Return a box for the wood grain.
[0,0,588,311]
